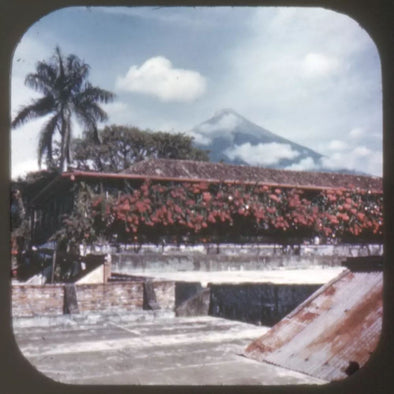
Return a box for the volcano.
[191,109,323,170]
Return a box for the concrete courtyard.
[13,311,326,385]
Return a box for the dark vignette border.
[0,1,393,394]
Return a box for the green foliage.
[72,125,210,172]
[54,182,107,252]
[151,131,210,162]
[12,46,114,171]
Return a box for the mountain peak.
[191,110,324,171]
[213,108,239,118]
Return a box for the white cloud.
[197,112,240,134]
[349,127,366,139]
[285,157,319,172]
[327,140,348,151]
[320,145,382,176]
[302,52,340,78]
[224,6,381,152]
[101,101,133,125]
[116,56,207,102]
[225,142,300,166]
[191,111,243,145]
[188,131,212,146]
[102,101,128,114]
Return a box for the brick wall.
[12,284,64,317]
[76,282,144,313]
[12,280,173,317]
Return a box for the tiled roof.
[121,159,382,192]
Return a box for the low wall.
[76,282,144,313]
[110,243,383,274]
[151,281,176,310]
[12,280,175,318]
[88,243,383,257]
[12,279,320,327]
[209,283,321,326]
[12,284,64,317]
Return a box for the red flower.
[340,213,350,221]
[203,192,212,202]
[357,212,365,221]
[207,214,216,223]
[269,194,280,202]
[267,207,276,214]
[329,216,339,225]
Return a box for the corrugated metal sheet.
[244,269,383,381]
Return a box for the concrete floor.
[126,266,346,286]
[13,312,327,385]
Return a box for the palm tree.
[12,46,115,171]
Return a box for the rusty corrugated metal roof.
[244,268,383,382]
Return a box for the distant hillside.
[191,109,324,170]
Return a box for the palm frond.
[11,96,55,128]
[25,62,57,95]
[80,83,115,103]
[55,46,65,80]
[75,102,108,124]
[37,114,60,167]
[66,54,90,89]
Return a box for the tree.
[12,46,114,171]
[72,125,210,172]
[151,131,210,162]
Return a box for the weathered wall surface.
[12,280,174,317]
[209,283,321,326]
[76,282,144,313]
[176,288,211,317]
[12,285,65,317]
[151,281,175,310]
[109,243,383,274]
[175,282,205,308]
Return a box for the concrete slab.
[13,313,326,385]
[125,267,346,286]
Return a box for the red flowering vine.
[84,181,383,244]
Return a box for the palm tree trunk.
[60,109,72,171]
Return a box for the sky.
[10,6,382,178]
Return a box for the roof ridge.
[124,158,382,181]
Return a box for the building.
[19,158,382,246]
